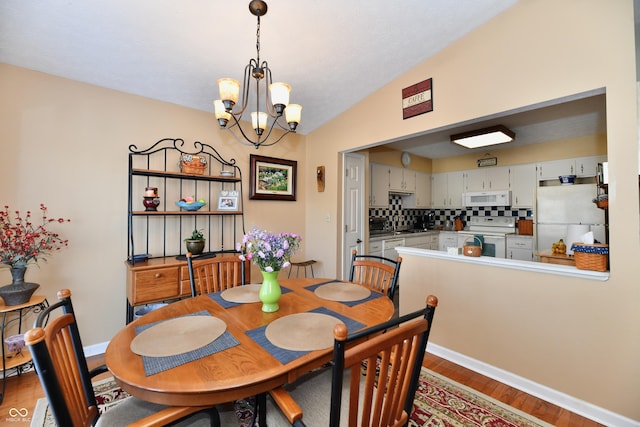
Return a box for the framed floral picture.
[249,155,297,201]
[217,190,239,211]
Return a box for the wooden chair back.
[268,295,438,427]
[348,250,402,299]
[330,295,437,426]
[25,289,98,426]
[25,289,220,427]
[187,252,250,296]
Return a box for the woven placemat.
[265,312,342,351]
[314,282,371,302]
[131,315,226,357]
[221,284,262,303]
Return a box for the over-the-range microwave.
[463,190,511,207]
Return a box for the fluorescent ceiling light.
[451,125,515,149]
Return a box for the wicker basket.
[463,236,482,257]
[595,199,608,209]
[571,243,608,272]
[180,154,207,175]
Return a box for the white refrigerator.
[535,184,606,254]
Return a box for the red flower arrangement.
[0,204,71,269]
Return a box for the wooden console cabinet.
[125,256,250,323]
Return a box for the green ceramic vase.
[259,270,281,312]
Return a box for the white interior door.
[342,153,365,279]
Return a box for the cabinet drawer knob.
[154,273,161,279]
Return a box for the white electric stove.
[457,216,516,257]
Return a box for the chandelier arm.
[225,113,266,148]
[222,112,292,149]
[262,63,277,117]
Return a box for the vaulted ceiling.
[1,1,607,158]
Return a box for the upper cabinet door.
[509,164,537,207]
[389,166,404,191]
[405,171,431,208]
[447,172,464,208]
[464,167,509,192]
[575,155,607,177]
[370,163,389,207]
[463,169,485,192]
[431,173,448,208]
[485,166,510,190]
[536,159,576,180]
[389,166,416,192]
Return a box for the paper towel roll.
[566,224,590,255]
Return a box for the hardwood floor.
[1,352,602,426]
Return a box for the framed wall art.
[217,190,239,211]
[249,155,297,201]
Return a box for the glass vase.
[259,270,281,312]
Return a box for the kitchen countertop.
[396,246,609,281]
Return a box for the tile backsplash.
[369,195,533,229]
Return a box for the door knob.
[356,238,362,244]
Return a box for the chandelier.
[214,0,302,149]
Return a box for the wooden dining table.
[105,277,394,422]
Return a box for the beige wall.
[0,63,307,344]
[304,0,639,421]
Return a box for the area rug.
[32,368,552,427]
[30,376,254,427]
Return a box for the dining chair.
[265,294,438,427]
[187,252,249,297]
[24,289,225,427]
[349,249,402,300]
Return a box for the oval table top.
[105,277,394,407]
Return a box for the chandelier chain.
[255,16,261,65]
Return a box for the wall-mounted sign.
[402,78,433,120]
[477,157,498,167]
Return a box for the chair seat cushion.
[96,396,239,426]
[266,367,365,426]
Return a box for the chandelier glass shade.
[214,0,302,149]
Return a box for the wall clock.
[401,152,411,167]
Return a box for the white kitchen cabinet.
[405,171,431,208]
[389,166,416,193]
[438,231,458,252]
[506,235,534,261]
[575,155,607,177]
[464,166,509,192]
[536,158,576,180]
[370,163,389,207]
[427,233,439,250]
[432,172,463,208]
[485,166,510,190]
[447,172,464,208]
[368,239,383,257]
[537,156,606,181]
[509,164,536,207]
[431,173,448,208]
[463,169,485,192]
[403,235,427,249]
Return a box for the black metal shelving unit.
[127,138,246,264]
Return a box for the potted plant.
[0,204,71,305]
[184,229,205,255]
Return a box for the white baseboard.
[85,341,108,358]
[427,343,640,427]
